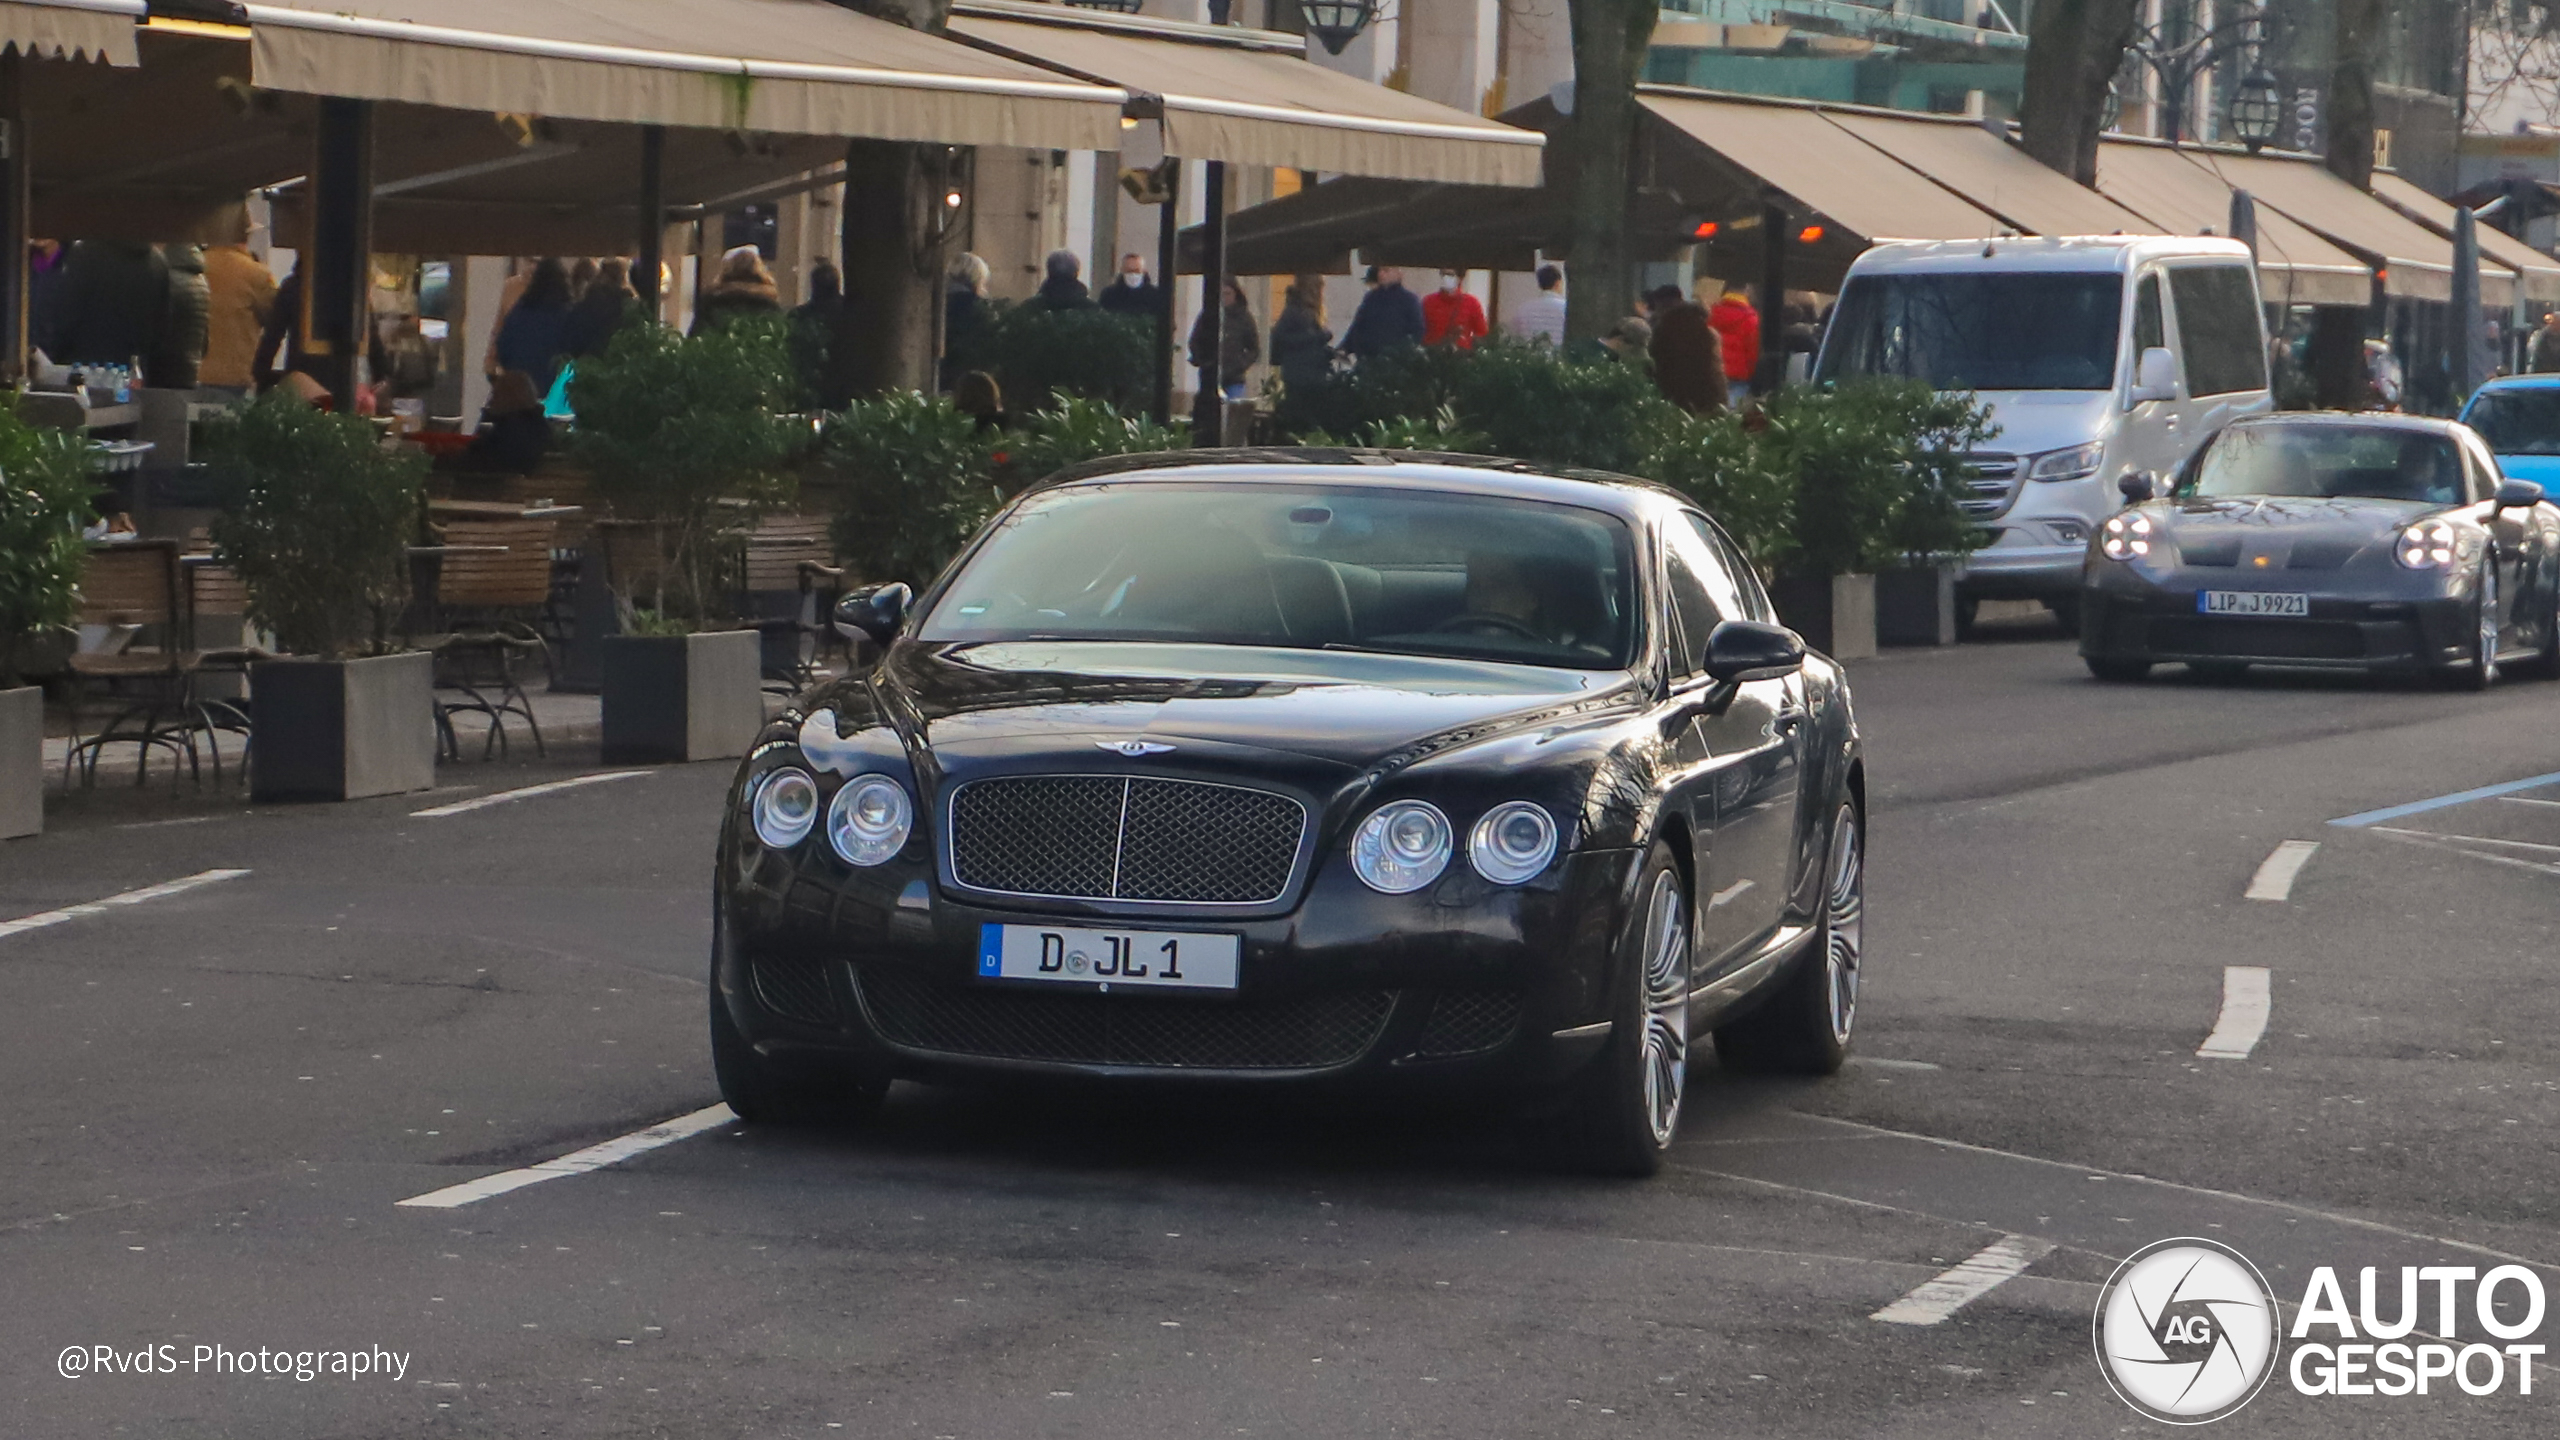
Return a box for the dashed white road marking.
[1850,1056,1943,1072]
[2197,966,2273,1060]
[411,771,648,817]
[396,1104,735,1208]
[2497,795,2560,810]
[2243,840,2319,901]
[0,869,251,942]
[1871,1234,2058,1325]
[2373,827,2560,856]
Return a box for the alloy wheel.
[1638,869,1690,1147]
[1823,805,1864,1046]
[2479,562,2501,684]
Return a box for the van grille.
[1960,453,2024,520]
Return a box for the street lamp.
[1299,0,1376,55]
[2227,67,2283,152]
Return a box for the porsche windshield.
[2464,388,2560,456]
[1816,271,2123,390]
[918,481,1638,669]
[2185,425,2468,505]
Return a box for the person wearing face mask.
[1097,253,1161,316]
[1421,269,1487,349]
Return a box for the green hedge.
[945,302,1157,413]
[0,402,97,685]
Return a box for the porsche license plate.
[976,923,1240,991]
[2198,591,2309,617]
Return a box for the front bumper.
[717,845,1647,1096]
[2078,585,2473,672]
[1956,542,2086,598]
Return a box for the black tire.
[1715,797,1863,1078]
[1550,840,1692,1178]
[2514,585,2560,681]
[2045,593,2082,637]
[710,912,885,1127]
[2085,655,2152,682]
[2435,560,2500,692]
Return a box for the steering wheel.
[1432,611,1546,641]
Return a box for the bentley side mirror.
[2127,346,2178,404]
[1702,620,1806,684]
[834,582,912,648]
[2494,478,2545,511]
[2118,470,2157,505]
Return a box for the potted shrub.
[0,403,94,837]
[571,317,806,763]
[1870,386,1996,646]
[207,393,436,802]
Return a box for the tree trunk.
[821,0,956,401]
[1562,0,1655,345]
[2306,0,2390,408]
[2017,0,2142,185]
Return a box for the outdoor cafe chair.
[62,540,228,787]
[739,513,845,693]
[421,519,555,761]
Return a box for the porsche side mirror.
[834,582,912,648]
[2494,478,2545,511]
[1702,620,1806,684]
[2127,346,2178,404]
[2118,471,2157,505]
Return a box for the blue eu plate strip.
[977,924,1002,976]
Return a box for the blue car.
[2460,375,2560,489]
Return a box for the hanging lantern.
[2228,67,2284,152]
[1299,0,1377,56]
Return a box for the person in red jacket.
[1421,270,1488,349]
[1708,286,1762,400]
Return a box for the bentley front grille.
[947,775,1305,903]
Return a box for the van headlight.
[2099,511,2153,561]
[751,767,820,848]
[1469,801,1558,884]
[1351,800,1452,894]
[2395,519,2458,570]
[2029,442,2105,482]
[827,775,913,866]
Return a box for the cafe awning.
[1817,111,2153,238]
[2368,169,2560,304]
[1175,174,1702,275]
[0,0,137,66]
[1637,89,2009,242]
[2179,147,2503,305]
[2091,141,2375,307]
[237,0,1126,152]
[946,2,1542,186]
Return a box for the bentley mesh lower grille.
[1413,990,1524,1057]
[751,953,840,1026]
[947,775,1305,902]
[855,967,1391,1069]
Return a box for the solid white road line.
[411,771,648,817]
[2373,827,2560,855]
[1871,1234,2058,1326]
[2497,795,2560,810]
[396,1104,736,1209]
[2197,966,2273,1060]
[0,869,251,942]
[2243,840,2320,901]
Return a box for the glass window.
[1817,272,2124,391]
[918,481,1638,670]
[2133,273,2164,356]
[1660,534,1723,678]
[1678,514,1761,624]
[1697,520,1779,625]
[2463,388,2560,456]
[2168,265,2268,396]
[2182,424,2466,505]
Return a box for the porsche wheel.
[2438,561,2500,692]
[2085,655,2152,682]
[1715,798,1863,1077]
[1554,841,1691,1177]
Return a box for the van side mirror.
[2128,346,2178,403]
[2118,471,2157,505]
[834,582,911,648]
[1702,620,1806,683]
[2495,478,2545,511]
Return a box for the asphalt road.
[6,622,2559,1438]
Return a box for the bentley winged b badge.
[1096,740,1176,758]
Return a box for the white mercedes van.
[1812,236,2273,630]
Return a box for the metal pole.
[0,54,28,385]
[305,97,375,407]
[1197,160,1228,445]
[635,124,665,312]
[1152,162,1180,428]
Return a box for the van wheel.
[1953,596,1980,640]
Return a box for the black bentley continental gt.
[712,453,1865,1175]
[2081,413,2560,686]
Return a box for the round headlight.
[1469,801,1558,884]
[827,774,913,866]
[2099,511,2153,561]
[751,767,819,849]
[2396,519,2459,570]
[1351,800,1452,894]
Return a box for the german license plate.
[2198,591,2309,617]
[976,923,1240,992]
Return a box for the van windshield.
[1816,272,2123,391]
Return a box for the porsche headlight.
[2396,519,2459,570]
[1469,801,1558,885]
[827,774,913,866]
[2099,511,2154,561]
[2029,442,2105,482]
[1351,800,1453,894]
[750,767,820,849]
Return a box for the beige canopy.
[0,0,138,66]
[237,0,1126,152]
[1819,111,2153,237]
[2368,170,2560,304]
[2183,147,2506,305]
[2091,142,2376,308]
[947,3,1542,186]
[1638,90,2009,241]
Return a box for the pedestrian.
[458,369,551,475]
[568,256,598,302]
[690,246,782,336]
[1708,286,1762,403]
[786,259,844,400]
[952,370,1007,432]
[198,221,276,396]
[150,243,210,391]
[27,239,68,358]
[37,239,170,373]
[563,256,639,360]
[1341,264,1424,359]
[371,311,439,414]
[944,252,990,389]
[1187,277,1262,401]
[1269,274,1335,391]
[1649,290,1728,415]
[2529,310,2560,374]
[494,257,576,393]
[1507,264,1567,346]
[2364,338,2405,411]
[1422,269,1487,349]
[1034,250,1094,311]
[1097,253,1160,315]
[1598,315,1652,361]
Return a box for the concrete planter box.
[250,652,437,803]
[1874,564,1959,647]
[601,630,762,764]
[1,685,41,840]
[1768,572,1877,661]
